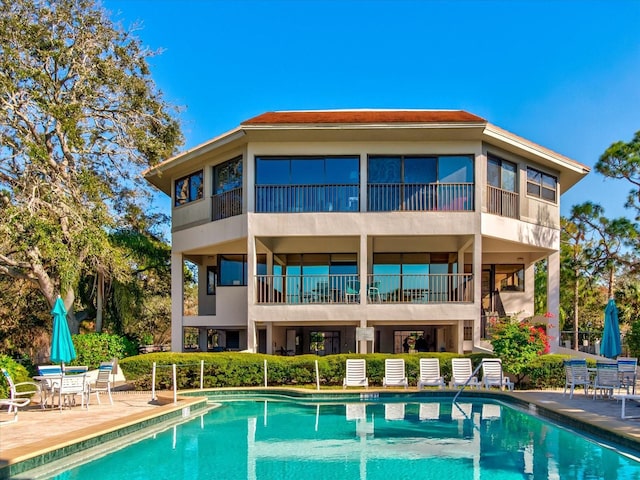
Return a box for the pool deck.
[1,386,640,477]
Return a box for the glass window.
[206,266,217,295]
[438,156,473,183]
[214,157,242,194]
[256,156,359,185]
[527,167,556,202]
[256,158,290,185]
[488,155,517,191]
[495,264,524,292]
[368,156,401,183]
[404,157,437,183]
[326,158,359,184]
[291,158,324,185]
[219,254,245,286]
[183,327,199,350]
[174,170,203,206]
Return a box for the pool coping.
[0,393,208,480]
[3,387,639,478]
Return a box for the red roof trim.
[242,110,485,125]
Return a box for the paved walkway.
[1,387,639,477]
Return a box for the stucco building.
[144,110,589,355]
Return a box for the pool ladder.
[452,361,484,404]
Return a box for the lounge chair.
[88,362,114,405]
[450,358,480,389]
[617,357,638,395]
[382,358,408,388]
[343,359,368,389]
[417,358,445,389]
[0,398,31,424]
[481,358,514,391]
[1,368,40,414]
[563,359,592,399]
[592,361,620,399]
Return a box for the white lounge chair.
[417,358,445,389]
[383,358,408,388]
[343,359,368,389]
[89,362,114,405]
[1,367,40,414]
[481,358,514,391]
[450,358,480,389]
[563,359,592,399]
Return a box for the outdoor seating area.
[563,357,639,405]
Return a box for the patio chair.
[417,358,445,390]
[383,358,408,388]
[1,367,40,414]
[617,357,638,395]
[343,359,368,389]
[37,364,63,408]
[592,361,620,400]
[88,362,114,405]
[563,359,592,399]
[481,358,514,391]
[53,373,88,410]
[450,358,480,389]
[345,280,360,303]
[0,398,31,424]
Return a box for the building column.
[547,251,560,353]
[473,233,483,348]
[246,234,257,353]
[171,252,184,352]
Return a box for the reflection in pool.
[44,399,640,480]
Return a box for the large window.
[527,167,557,203]
[214,157,242,194]
[367,155,473,211]
[218,254,266,286]
[255,156,359,212]
[174,170,203,206]
[487,155,517,191]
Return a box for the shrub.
[0,354,33,398]
[71,333,138,369]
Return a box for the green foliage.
[0,354,33,398]
[523,354,570,389]
[71,333,137,369]
[489,316,550,382]
[627,320,640,358]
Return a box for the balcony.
[367,183,474,211]
[255,184,359,213]
[255,273,473,304]
[212,187,243,221]
[486,185,518,218]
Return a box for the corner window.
[526,167,557,203]
[495,264,524,292]
[218,254,266,286]
[174,170,203,206]
[488,155,517,192]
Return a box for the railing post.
[264,359,268,387]
[172,363,177,405]
[200,360,204,390]
[151,362,157,401]
[315,360,320,391]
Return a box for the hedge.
[117,351,580,391]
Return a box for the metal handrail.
[452,361,484,403]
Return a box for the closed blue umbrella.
[50,296,76,365]
[600,298,622,359]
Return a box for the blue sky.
[103,0,640,220]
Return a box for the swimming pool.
[20,398,640,480]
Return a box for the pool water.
[43,399,640,480]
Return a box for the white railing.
[367,182,474,212]
[255,273,473,304]
[486,185,519,218]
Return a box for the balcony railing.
[255,184,359,213]
[486,185,519,218]
[367,183,474,212]
[255,273,473,304]
[211,187,243,221]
